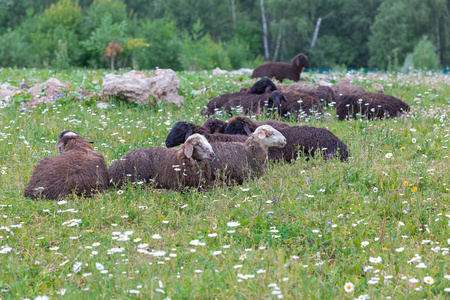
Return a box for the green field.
[0,69,449,299]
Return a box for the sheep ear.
[184,143,194,158]
[83,138,93,144]
[282,95,287,102]
[257,129,267,140]
[295,56,301,67]
[264,85,273,93]
[243,123,252,136]
[55,140,65,149]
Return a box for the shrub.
[412,36,438,70]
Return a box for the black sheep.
[251,53,309,82]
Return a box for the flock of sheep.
[24,53,411,200]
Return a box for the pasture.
[0,68,449,299]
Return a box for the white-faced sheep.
[279,90,323,119]
[108,134,215,190]
[165,121,248,148]
[224,116,348,161]
[336,92,410,120]
[210,125,286,185]
[24,131,108,200]
[251,53,309,82]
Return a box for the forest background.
[0,0,448,72]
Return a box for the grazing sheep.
[107,134,215,190]
[332,78,365,96]
[279,84,335,106]
[224,116,348,161]
[24,131,108,200]
[249,77,278,94]
[165,121,248,148]
[336,92,410,120]
[279,90,323,119]
[210,125,286,185]
[202,118,228,134]
[251,53,309,82]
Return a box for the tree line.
[0,0,448,71]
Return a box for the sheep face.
[224,118,253,136]
[253,125,286,148]
[184,134,215,161]
[165,121,194,147]
[267,90,287,112]
[293,54,309,69]
[250,78,278,94]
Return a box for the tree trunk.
[111,56,114,70]
[260,0,269,60]
[311,17,322,49]
[436,16,441,67]
[231,0,236,30]
[273,27,283,61]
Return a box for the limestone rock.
[0,83,20,105]
[372,83,385,93]
[28,78,70,107]
[102,69,183,105]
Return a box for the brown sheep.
[279,90,323,119]
[336,92,410,121]
[331,78,366,96]
[165,121,248,148]
[24,131,108,200]
[202,118,228,134]
[107,134,215,190]
[210,125,286,185]
[251,53,309,82]
[224,116,348,161]
[279,84,336,106]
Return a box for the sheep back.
[280,90,323,119]
[24,136,108,200]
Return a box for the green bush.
[0,29,32,67]
[412,36,438,70]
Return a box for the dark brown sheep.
[279,84,336,106]
[279,90,323,119]
[223,116,348,161]
[210,125,286,185]
[251,53,309,82]
[165,121,248,148]
[222,116,289,135]
[331,78,366,96]
[24,132,108,200]
[202,119,228,134]
[107,134,215,190]
[336,92,410,121]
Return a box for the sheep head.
[224,116,257,136]
[184,134,215,161]
[253,125,286,148]
[267,90,287,113]
[55,131,93,153]
[165,121,194,148]
[202,118,228,134]
[249,77,278,94]
[292,54,309,69]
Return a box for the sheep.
[336,92,410,121]
[202,118,228,134]
[279,90,323,119]
[251,53,309,82]
[222,116,288,136]
[331,78,366,96]
[201,90,287,117]
[165,121,248,148]
[201,78,280,116]
[107,134,215,190]
[223,116,348,161]
[279,84,336,106]
[209,125,286,185]
[249,77,278,94]
[24,131,108,200]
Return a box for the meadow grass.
[0,68,449,299]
